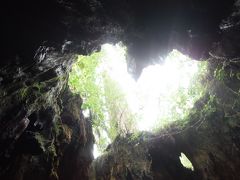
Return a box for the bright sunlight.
[69,43,207,158]
[101,44,207,131]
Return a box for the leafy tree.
[69,51,136,152]
[102,72,136,140]
[155,60,208,129]
[69,47,208,152]
[69,52,105,126]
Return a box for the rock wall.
[0,49,93,180]
[92,57,240,179]
[1,0,237,76]
[1,0,240,180]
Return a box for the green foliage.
[69,48,209,153]
[154,61,208,130]
[69,51,136,152]
[69,53,104,124]
[214,65,227,81]
[102,73,136,139]
[18,87,29,100]
[169,59,240,132]
[34,132,47,152]
[202,94,217,115]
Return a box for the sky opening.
[101,44,207,131]
[69,43,207,158]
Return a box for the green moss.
[214,65,227,81]
[53,121,62,137]
[16,73,67,105]
[18,87,30,101]
[32,82,45,91]
[47,141,57,157]
[93,135,152,179]
[34,132,57,157]
[34,133,47,152]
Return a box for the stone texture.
[1,0,240,180]
[92,61,240,179]
[0,48,94,180]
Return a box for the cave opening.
[68,43,208,158]
[1,0,240,179]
